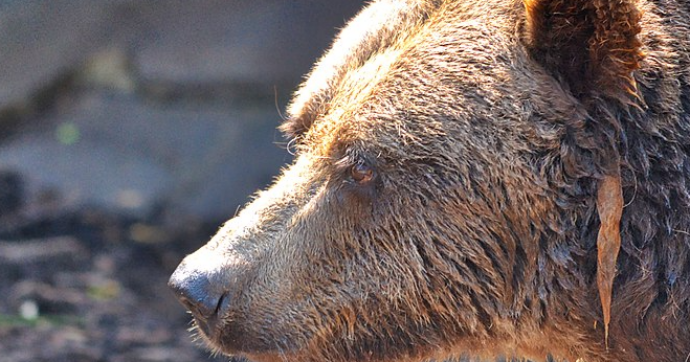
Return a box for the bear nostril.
[168,265,230,326]
[168,247,244,339]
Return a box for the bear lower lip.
[194,320,243,355]
[192,314,217,340]
[195,317,282,356]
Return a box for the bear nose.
[169,267,226,318]
[168,250,232,336]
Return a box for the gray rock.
[0,0,111,111]
[0,92,289,220]
[128,0,363,87]
[0,0,363,113]
[0,0,364,222]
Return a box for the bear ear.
[522,0,643,100]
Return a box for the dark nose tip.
[168,260,230,336]
[169,268,223,316]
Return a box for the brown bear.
[169,0,690,361]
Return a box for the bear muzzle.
[168,247,236,342]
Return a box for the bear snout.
[168,248,237,340]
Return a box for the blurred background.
[0,1,364,361]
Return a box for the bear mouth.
[191,314,292,360]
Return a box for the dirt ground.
[0,183,233,362]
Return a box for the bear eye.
[350,163,374,184]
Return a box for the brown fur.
[170,1,690,361]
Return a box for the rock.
[0,0,111,111]
[128,0,363,88]
[0,0,364,222]
[0,91,289,220]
